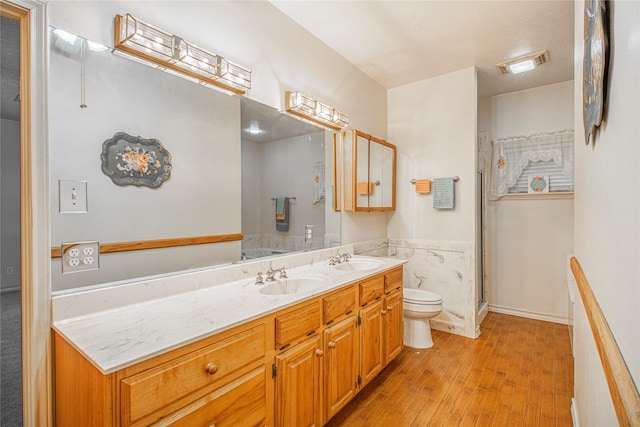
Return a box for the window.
[508,160,574,194]
[489,129,574,199]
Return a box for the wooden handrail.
[51,233,243,258]
[570,257,640,426]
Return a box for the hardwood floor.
[325,312,574,427]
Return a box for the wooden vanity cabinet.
[384,290,403,364]
[383,266,404,364]
[274,335,323,427]
[322,285,358,422]
[54,320,269,427]
[54,266,404,427]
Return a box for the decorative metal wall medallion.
[582,0,608,145]
[101,132,172,188]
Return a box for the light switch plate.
[59,180,88,213]
[61,241,99,274]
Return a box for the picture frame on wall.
[528,175,549,194]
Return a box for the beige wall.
[386,67,479,338]
[479,81,574,323]
[572,1,640,424]
[47,1,388,289]
[387,67,477,242]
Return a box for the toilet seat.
[403,288,442,305]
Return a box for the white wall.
[387,67,478,338]
[49,40,242,291]
[388,67,477,243]
[479,81,574,323]
[572,1,640,424]
[241,131,327,251]
[47,1,388,290]
[1,119,21,290]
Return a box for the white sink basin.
[259,275,329,295]
[334,258,385,272]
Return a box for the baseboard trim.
[489,304,569,325]
[1,286,21,293]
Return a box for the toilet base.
[403,318,434,349]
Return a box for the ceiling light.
[114,14,251,94]
[87,40,109,52]
[247,121,263,135]
[285,91,349,131]
[496,50,550,75]
[53,28,77,44]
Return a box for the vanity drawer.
[384,267,403,294]
[323,286,356,324]
[359,275,384,306]
[121,324,265,426]
[275,301,321,350]
[160,366,267,427]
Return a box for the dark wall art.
[101,132,172,188]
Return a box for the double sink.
[258,257,386,295]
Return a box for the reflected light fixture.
[114,14,251,94]
[496,50,550,74]
[285,91,349,131]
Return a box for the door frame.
[0,1,51,425]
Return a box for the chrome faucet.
[265,262,287,282]
[329,250,352,265]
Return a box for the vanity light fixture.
[114,14,251,94]
[496,50,550,75]
[285,91,349,131]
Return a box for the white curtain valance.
[489,129,574,199]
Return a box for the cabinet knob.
[205,363,219,375]
[388,306,393,312]
[316,349,324,357]
[328,341,336,349]
[381,310,387,315]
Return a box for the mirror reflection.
[48,27,339,292]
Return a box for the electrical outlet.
[6,267,13,275]
[61,241,99,274]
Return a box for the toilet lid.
[403,288,442,304]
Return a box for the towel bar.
[411,176,459,184]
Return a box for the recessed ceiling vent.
[496,50,550,74]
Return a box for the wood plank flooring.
[325,312,574,427]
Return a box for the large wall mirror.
[49,27,340,292]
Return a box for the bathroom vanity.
[52,253,405,426]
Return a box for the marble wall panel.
[388,238,477,338]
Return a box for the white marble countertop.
[52,255,406,374]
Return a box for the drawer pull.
[381,310,387,315]
[205,363,219,375]
[328,341,336,349]
[388,306,393,312]
[316,349,324,357]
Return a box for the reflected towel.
[276,197,289,232]
[414,179,431,194]
[276,197,285,218]
[433,177,455,209]
[357,181,373,195]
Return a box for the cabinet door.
[369,137,396,211]
[355,132,370,211]
[275,335,322,427]
[324,316,358,422]
[384,291,403,364]
[359,300,384,388]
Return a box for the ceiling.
[271,0,575,98]
[1,2,575,128]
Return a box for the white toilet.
[403,288,443,349]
